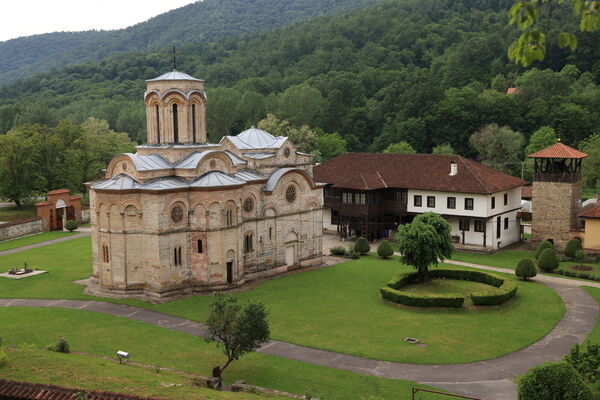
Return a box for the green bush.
[535,240,554,259]
[565,343,600,384]
[377,240,394,259]
[330,246,347,256]
[538,248,560,272]
[49,337,70,353]
[0,350,7,368]
[354,237,370,255]
[515,258,537,280]
[471,280,518,306]
[64,220,78,232]
[565,239,584,259]
[518,361,593,400]
[575,250,586,264]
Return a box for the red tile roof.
[506,87,519,95]
[0,379,167,400]
[522,186,532,199]
[314,153,527,194]
[528,142,588,159]
[580,203,600,219]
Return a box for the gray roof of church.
[146,70,204,82]
[242,152,276,160]
[123,153,172,171]
[175,150,247,169]
[191,171,245,188]
[222,127,287,150]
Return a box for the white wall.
[322,208,337,231]
[407,190,488,217]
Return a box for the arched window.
[192,104,197,143]
[173,246,183,266]
[102,245,109,263]
[244,234,254,253]
[197,239,203,253]
[226,209,233,226]
[155,105,161,144]
[269,227,273,241]
[172,104,179,143]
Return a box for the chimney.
[449,161,458,176]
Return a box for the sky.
[0,0,197,42]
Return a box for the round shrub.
[64,220,78,232]
[535,240,554,259]
[515,258,537,280]
[377,240,394,259]
[518,361,592,400]
[565,239,583,259]
[354,237,370,255]
[538,248,560,272]
[575,250,586,264]
[0,350,7,368]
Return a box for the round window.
[284,147,291,158]
[171,206,184,223]
[243,197,254,213]
[285,185,297,204]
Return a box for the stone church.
[89,70,324,299]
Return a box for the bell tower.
[529,141,588,250]
[144,70,207,145]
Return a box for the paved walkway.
[0,231,90,257]
[0,273,597,400]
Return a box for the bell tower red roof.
[528,142,588,159]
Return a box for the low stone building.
[35,189,82,231]
[88,70,324,299]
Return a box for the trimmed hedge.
[539,248,560,272]
[377,240,394,259]
[380,286,464,308]
[354,237,370,255]
[515,258,537,280]
[382,269,518,308]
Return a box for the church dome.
[146,70,204,82]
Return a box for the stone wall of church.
[90,169,323,298]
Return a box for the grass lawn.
[401,279,502,306]
[0,237,565,365]
[0,231,76,253]
[1,347,272,400]
[0,205,37,223]
[451,249,600,280]
[0,307,443,400]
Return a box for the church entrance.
[285,245,296,267]
[226,262,233,284]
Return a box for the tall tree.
[470,123,525,175]
[579,134,600,189]
[316,132,347,161]
[395,212,454,283]
[278,84,326,127]
[0,129,44,206]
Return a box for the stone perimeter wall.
[0,218,44,242]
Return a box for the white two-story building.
[314,153,527,250]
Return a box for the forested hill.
[0,0,379,85]
[1,0,599,169]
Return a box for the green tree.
[0,128,45,206]
[206,87,241,141]
[470,123,525,175]
[538,248,560,271]
[565,239,583,259]
[316,132,346,161]
[515,258,537,280]
[205,294,270,378]
[535,240,555,259]
[518,361,593,400]
[278,84,326,127]
[526,126,557,155]
[383,141,416,154]
[354,237,370,255]
[395,212,454,283]
[579,134,600,189]
[508,0,600,67]
[257,114,318,153]
[432,143,456,155]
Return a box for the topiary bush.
[0,350,7,368]
[377,240,394,259]
[380,287,464,307]
[538,248,560,272]
[64,220,78,232]
[330,246,347,256]
[518,361,593,400]
[354,237,370,255]
[515,258,537,280]
[565,239,584,259]
[535,240,554,259]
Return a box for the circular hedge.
[380,269,518,308]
